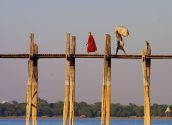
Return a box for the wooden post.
[26,60,32,125]
[26,33,34,125]
[26,33,38,125]
[105,34,111,125]
[101,34,111,125]
[32,43,38,125]
[142,41,151,125]
[69,36,76,125]
[101,72,106,125]
[63,33,70,125]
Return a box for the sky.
[0,0,172,105]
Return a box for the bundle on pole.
[142,41,151,125]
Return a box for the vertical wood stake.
[105,34,111,125]
[101,34,111,125]
[101,72,106,125]
[69,36,76,125]
[26,60,32,125]
[142,41,151,125]
[26,33,38,125]
[63,33,70,125]
[32,43,38,125]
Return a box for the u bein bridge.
[1,33,172,125]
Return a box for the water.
[0,118,172,125]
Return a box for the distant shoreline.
[1,116,172,120]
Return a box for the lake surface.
[0,118,172,125]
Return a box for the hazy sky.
[0,0,172,105]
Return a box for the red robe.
[87,34,97,53]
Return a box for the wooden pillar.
[26,33,38,125]
[31,37,38,125]
[101,34,111,125]
[69,36,76,125]
[101,71,106,125]
[142,41,151,125]
[105,34,111,125]
[63,33,70,125]
[26,61,32,125]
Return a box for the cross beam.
[1,54,172,59]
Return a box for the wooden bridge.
[0,33,172,125]
[1,53,172,59]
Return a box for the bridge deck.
[1,54,172,59]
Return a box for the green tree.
[151,104,159,116]
[37,98,52,116]
[49,101,64,116]
[77,102,93,117]
[92,102,101,117]
[111,103,123,117]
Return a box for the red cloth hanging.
[87,34,97,53]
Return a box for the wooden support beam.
[26,33,34,125]
[142,41,151,125]
[32,44,38,125]
[105,34,111,125]
[63,33,70,125]
[101,73,106,125]
[69,36,76,125]
[26,33,38,125]
[26,60,32,125]
[101,34,111,125]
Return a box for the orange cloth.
[87,34,97,53]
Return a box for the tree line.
[0,98,171,117]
